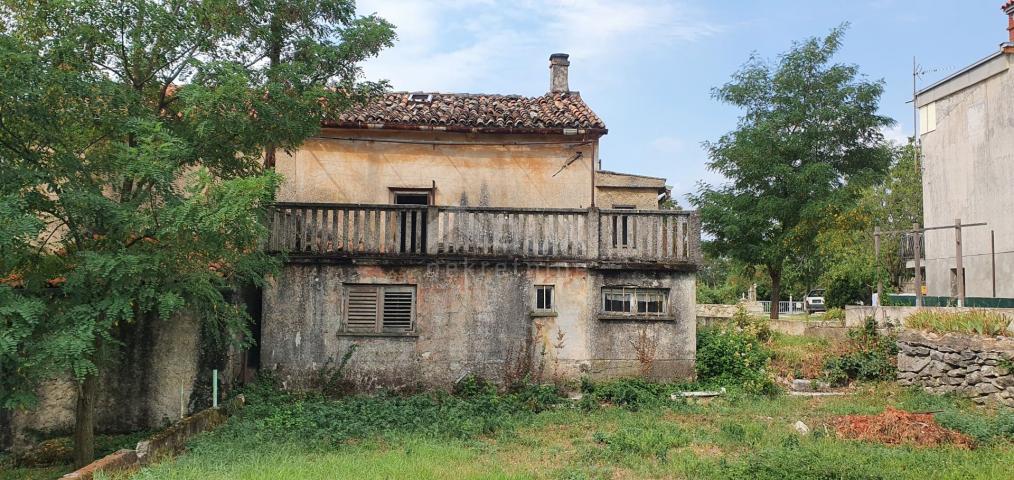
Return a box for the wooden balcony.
[267,203,701,268]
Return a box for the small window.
[343,285,416,334]
[918,102,936,135]
[534,285,555,312]
[409,93,432,103]
[602,287,668,316]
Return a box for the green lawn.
[119,383,1013,480]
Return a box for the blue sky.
[355,1,1010,205]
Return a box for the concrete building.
[913,3,1014,300]
[260,54,702,390]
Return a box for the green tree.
[0,0,393,466]
[816,140,923,307]
[689,25,893,319]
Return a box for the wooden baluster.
[413,208,423,254]
[555,214,563,256]
[373,209,381,253]
[677,215,685,257]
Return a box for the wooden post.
[955,218,964,307]
[913,222,923,307]
[874,226,882,307]
[991,230,996,298]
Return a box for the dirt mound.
[831,407,974,448]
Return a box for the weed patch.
[906,310,1012,337]
[822,317,897,386]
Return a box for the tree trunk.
[768,267,782,320]
[72,372,99,468]
[263,10,282,170]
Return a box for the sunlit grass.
[906,310,1012,337]
[123,383,1013,480]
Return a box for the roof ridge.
[382,91,583,98]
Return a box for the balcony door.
[393,190,431,253]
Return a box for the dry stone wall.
[897,330,1014,406]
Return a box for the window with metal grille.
[534,285,554,312]
[602,287,667,316]
[342,285,416,334]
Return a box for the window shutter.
[346,286,379,332]
[382,288,414,333]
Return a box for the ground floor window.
[602,287,668,316]
[534,285,555,312]
[343,284,416,334]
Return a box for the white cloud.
[356,1,722,92]
[881,124,911,146]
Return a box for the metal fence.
[758,301,806,314]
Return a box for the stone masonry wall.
[897,330,1014,407]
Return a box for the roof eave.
[915,50,1006,98]
[320,121,608,136]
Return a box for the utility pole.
[955,218,964,307]
[874,226,882,307]
[992,230,997,298]
[913,57,920,175]
[912,58,937,174]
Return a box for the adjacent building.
[260,54,701,390]
[913,3,1014,300]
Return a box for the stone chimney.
[549,53,570,93]
[1005,1,1014,53]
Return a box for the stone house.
[261,54,702,389]
[913,3,1014,300]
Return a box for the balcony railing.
[267,203,701,266]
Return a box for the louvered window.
[342,285,416,334]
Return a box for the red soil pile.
[831,407,974,448]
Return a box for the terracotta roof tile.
[323,92,606,133]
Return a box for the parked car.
[804,289,826,314]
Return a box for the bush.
[229,375,566,446]
[697,282,740,304]
[824,307,845,322]
[696,327,777,395]
[822,317,897,386]
[733,304,771,341]
[905,310,1012,337]
[584,378,672,410]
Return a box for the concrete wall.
[595,187,660,210]
[846,305,1014,330]
[276,129,598,209]
[5,313,203,452]
[261,262,696,389]
[917,53,1014,298]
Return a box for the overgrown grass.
[768,332,830,379]
[906,310,1013,337]
[123,383,1014,480]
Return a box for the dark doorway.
[393,191,431,253]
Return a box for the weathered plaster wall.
[595,187,659,210]
[5,313,202,451]
[918,55,1014,298]
[897,330,1014,406]
[275,130,597,209]
[261,262,696,389]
